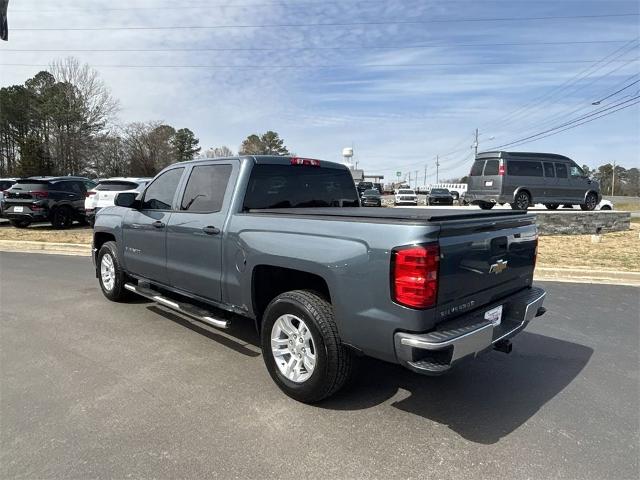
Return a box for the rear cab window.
[243,163,359,210]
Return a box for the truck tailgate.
[435,214,537,322]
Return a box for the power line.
[2,39,630,53]
[497,99,640,149]
[3,60,636,70]
[591,78,640,105]
[491,95,640,149]
[12,13,640,31]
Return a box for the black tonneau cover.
[247,207,529,223]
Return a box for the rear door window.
[507,160,543,177]
[180,164,233,213]
[543,162,555,177]
[483,160,499,175]
[469,160,485,176]
[555,163,568,178]
[243,164,359,209]
[141,168,185,210]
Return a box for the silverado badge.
[489,259,508,274]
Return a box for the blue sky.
[1,0,639,184]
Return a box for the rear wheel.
[51,207,73,229]
[97,241,132,302]
[478,202,494,210]
[9,219,31,228]
[261,290,353,403]
[580,192,598,211]
[511,191,531,210]
[544,203,560,210]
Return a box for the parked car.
[558,199,613,210]
[465,151,601,211]
[85,177,150,225]
[427,188,454,206]
[394,188,418,206]
[3,176,96,228]
[93,155,545,402]
[428,182,467,201]
[356,181,374,196]
[361,188,382,207]
[0,178,18,216]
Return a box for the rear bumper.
[394,286,546,374]
[465,193,507,204]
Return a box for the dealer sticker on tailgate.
[13,206,23,213]
[485,305,503,326]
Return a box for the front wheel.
[478,202,494,210]
[544,203,560,210]
[580,192,598,211]
[261,290,353,403]
[97,241,132,302]
[51,207,73,229]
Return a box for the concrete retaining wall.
[532,211,631,235]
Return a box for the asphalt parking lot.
[1,252,638,479]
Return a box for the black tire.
[478,202,494,210]
[261,290,353,403]
[580,192,598,211]
[511,191,531,210]
[544,203,560,210]
[600,205,612,211]
[97,241,132,302]
[51,207,72,229]
[9,219,31,228]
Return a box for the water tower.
[342,147,354,168]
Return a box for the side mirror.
[115,192,139,208]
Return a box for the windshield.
[243,164,359,209]
[431,189,450,194]
[363,189,379,196]
[398,189,414,194]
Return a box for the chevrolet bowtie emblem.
[489,259,508,274]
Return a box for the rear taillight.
[498,161,505,176]
[85,191,97,197]
[31,203,44,211]
[290,157,321,167]
[391,243,439,309]
[31,191,48,199]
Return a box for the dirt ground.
[0,223,92,244]
[536,223,640,271]
[1,221,638,272]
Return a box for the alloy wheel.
[271,314,316,383]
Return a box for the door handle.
[152,220,165,229]
[203,226,220,235]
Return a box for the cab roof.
[476,151,572,161]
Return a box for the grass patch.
[0,224,92,244]
[538,224,640,272]
[613,202,640,212]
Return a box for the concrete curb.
[0,240,91,257]
[535,267,640,286]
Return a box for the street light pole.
[612,160,616,195]
[473,128,479,156]
[436,155,440,183]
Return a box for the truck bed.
[247,207,529,223]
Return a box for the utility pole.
[424,164,427,188]
[611,160,616,195]
[415,170,418,189]
[436,155,440,183]
[473,128,479,157]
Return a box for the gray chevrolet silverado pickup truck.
[93,155,547,403]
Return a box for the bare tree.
[205,145,234,158]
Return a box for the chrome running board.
[124,283,230,329]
